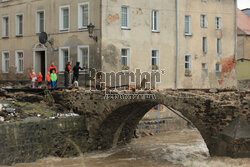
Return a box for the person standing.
[46,72,51,88]
[29,69,37,88]
[37,72,43,88]
[48,62,58,74]
[50,70,57,88]
[64,62,72,88]
[72,62,84,84]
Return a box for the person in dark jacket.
[72,62,84,84]
[64,62,72,88]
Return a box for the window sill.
[121,27,131,30]
[59,29,70,33]
[16,72,24,74]
[185,33,192,36]
[185,74,192,77]
[2,36,9,39]
[2,72,9,74]
[152,70,160,73]
[152,30,160,33]
[16,35,23,37]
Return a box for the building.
[0,0,237,89]
[237,9,250,89]
[242,8,250,17]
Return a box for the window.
[121,6,130,29]
[2,16,9,37]
[78,2,89,29]
[216,63,222,72]
[16,14,23,36]
[217,38,222,55]
[202,37,207,53]
[59,5,70,31]
[151,50,160,71]
[15,51,24,73]
[59,47,70,72]
[121,48,130,71]
[202,63,208,70]
[200,15,207,28]
[36,11,45,33]
[185,15,191,35]
[216,17,221,29]
[2,51,9,73]
[152,10,160,32]
[184,55,192,76]
[77,45,89,72]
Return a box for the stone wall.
[0,116,89,166]
[239,79,250,90]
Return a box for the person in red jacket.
[48,62,58,74]
[37,72,43,88]
[64,62,72,88]
[46,72,51,88]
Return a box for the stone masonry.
[0,89,249,165]
[51,89,250,158]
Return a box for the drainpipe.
[234,0,237,61]
[175,0,179,89]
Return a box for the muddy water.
[4,129,250,167]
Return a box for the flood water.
[3,129,250,167]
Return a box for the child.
[29,70,37,88]
[50,70,57,88]
[46,72,51,88]
[37,72,43,88]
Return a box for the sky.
[238,0,250,9]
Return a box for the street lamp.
[87,23,98,42]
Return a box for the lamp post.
[87,23,98,42]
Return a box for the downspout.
[175,0,179,89]
[100,0,103,72]
[234,0,237,61]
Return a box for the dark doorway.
[35,51,46,79]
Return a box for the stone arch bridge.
[52,89,250,158]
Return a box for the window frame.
[215,63,222,72]
[36,10,45,33]
[78,2,89,29]
[121,6,130,29]
[202,37,207,53]
[216,17,222,30]
[151,50,160,72]
[184,54,192,76]
[152,10,160,32]
[200,14,207,28]
[59,5,70,32]
[16,14,23,36]
[185,15,192,36]
[15,50,24,73]
[121,48,131,72]
[2,16,9,38]
[2,51,10,73]
[202,63,208,70]
[59,47,70,72]
[77,45,89,73]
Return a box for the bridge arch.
[96,96,212,155]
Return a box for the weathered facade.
[0,0,237,89]
[237,9,250,89]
